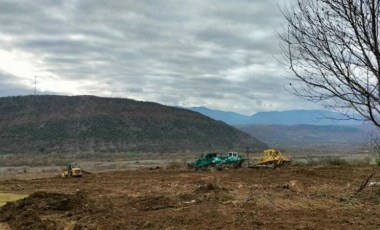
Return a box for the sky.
[0,0,319,115]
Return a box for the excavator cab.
[228,152,239,157]
[61,163,82,178]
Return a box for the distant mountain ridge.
[0,95,267,154]
[187,107,362,126]
[186,107,377,149]
[236,124,376,149]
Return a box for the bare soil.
[1,166,380,229]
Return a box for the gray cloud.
[0,71,33,96]
[0,0,316,114]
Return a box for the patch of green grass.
[291,156,369,166]
[320,156,348,166]
[0,192,28,206]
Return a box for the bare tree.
[280,0,380,127]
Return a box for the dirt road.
[1,166,380,229]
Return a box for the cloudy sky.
[0,0,319,115]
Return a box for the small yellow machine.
[252,148,290,169]
[61,163,82,178]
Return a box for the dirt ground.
[1,166,380,230]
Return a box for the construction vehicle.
[61,163,83,178]
[249,148,290,169]
[190,152,245,170]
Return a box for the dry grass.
[1,166,380,229]
[0,192,28,206]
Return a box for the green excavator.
[190,152,245,170]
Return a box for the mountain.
[249,110,361,126]
[0,95,267,154]
[187,107,375,149]
[187,107,362,126]
[185,106,250,125]
[236,124,377,148]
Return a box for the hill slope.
[186,106,250,125]
[0,95,267,153]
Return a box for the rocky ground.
[1,166,380,229]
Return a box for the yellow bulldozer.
[250,148,290,169]
[61,163,83,178]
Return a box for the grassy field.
[0,150,379,181]
[0,193,28,206]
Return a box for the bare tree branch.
[280,0,380,127]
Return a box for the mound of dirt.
[195,183,227,193]
[291,168,317,176]
[0,191,91,230]
[128,195,176,211]
[284,180,307,193]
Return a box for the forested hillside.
[0,95,267,153]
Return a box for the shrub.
[320,156,347,166]
[166,161,183,170]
